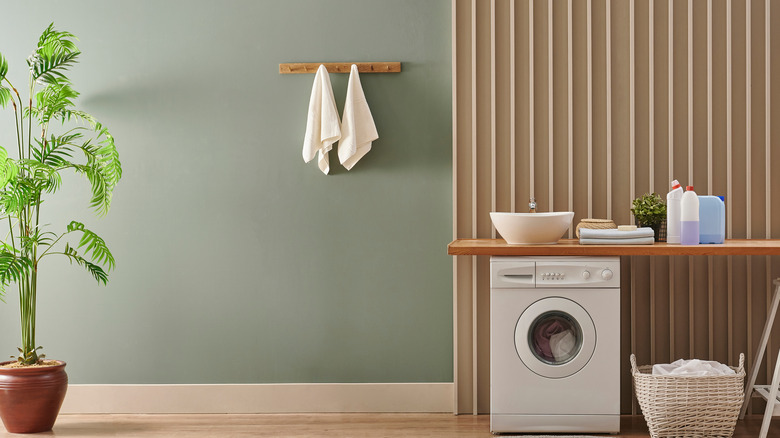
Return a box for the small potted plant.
[631,193,667,242]
[0,24,122,433]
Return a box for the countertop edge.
[447,239,780,256]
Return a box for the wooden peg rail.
[279,62,401,74]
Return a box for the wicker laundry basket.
[630,354,745,438]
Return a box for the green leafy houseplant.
[0,24,121,365]
[631,193,666,241]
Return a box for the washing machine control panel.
[535,259,620,288]
[490,257,621,288]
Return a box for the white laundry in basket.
[652,358,736,376]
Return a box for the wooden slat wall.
[452,0,779,415]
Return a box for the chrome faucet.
[529,197,537,213]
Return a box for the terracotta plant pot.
[0,360,67,433]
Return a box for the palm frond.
[66,221,115,271]
[0,179,36,215]
[31,50,80,87]
[72,124,122,216]
[0,251,34,295]
[37,24,78,54]
[33,83,79,125]
[62,243,107,285]
[18,159,61,194]
[0,146,18,188]
[31,134,77,168]
[30,24,80,86]
[0,53,10,109]
[0,51,7,80]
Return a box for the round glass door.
[515,297,596,378]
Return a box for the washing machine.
[490,256,620,434]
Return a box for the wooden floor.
[2,414,776,437]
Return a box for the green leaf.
[0,146,17,188]
[33,83,79,125]
[0,87,10,109]
[72,123,122,216]
[0,251,34,296]
[62,243,108,285]
[0,52,10,109]
[0,51,7,80]
[66,221,115,271]
[30,24,80,86]
[37,23,78,54]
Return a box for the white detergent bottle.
[680,185,700,245]
[666,180,683,244]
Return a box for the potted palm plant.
[0,24,121,433]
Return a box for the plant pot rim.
[0,360,66,373]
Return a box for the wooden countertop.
[448,239,780,256]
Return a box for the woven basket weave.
[575,218,617,238]
[630,353,745,438]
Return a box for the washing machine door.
[515,296,596,378]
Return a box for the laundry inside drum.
[527,311,583,365]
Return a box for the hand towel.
[302,65,341,174]
[579,227,655,240]
[579,237,655,245]
[338,64,378,170]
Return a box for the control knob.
[581,270,591,280]
[601,269,614,280]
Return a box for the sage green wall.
[0,1,452,383]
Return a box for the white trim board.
[61,383,454,414]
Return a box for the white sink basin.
[490,212,575,244]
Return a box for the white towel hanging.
[302,65,341,174]
[339,64,378,170]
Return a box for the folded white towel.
[579,237,655,245]
[579,227,655,239]
[302,65,341,174]
[339,64,378,170]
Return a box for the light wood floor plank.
[3,414,775,437]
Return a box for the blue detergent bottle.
[699,196,725,244]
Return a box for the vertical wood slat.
[510,0,516,213]
[668,0,674,360]
[629,0,636,415]
[708,0,713,194]
[469,0,477,415]
[587,0,593,219]
[452,0,778,414]
[630,0,636,206]
[606,0,612,220]
[568,0,573,233]
[648,0,655,365]
[688,0,693,183]
[649,0,654,192]
[707,0,714,360]
[766,0,771,239]
[548,0,554,211]
[450,0,458,415]
[726,0,734,364]
[491,0,496,239]
[529,0,534,199]
[765,0,772,386]
[687,0,694,361]
[746,2,753,407]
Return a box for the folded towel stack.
[579,227,655,245]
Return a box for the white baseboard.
[61,383,454,414]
